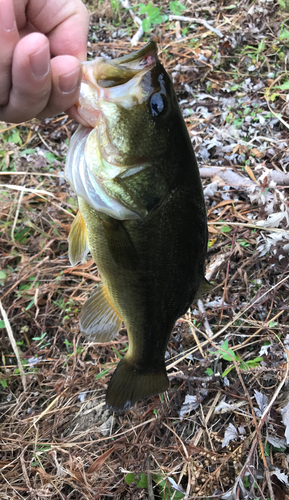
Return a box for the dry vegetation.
[1,0,289,498]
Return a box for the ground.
[1,0,289,498]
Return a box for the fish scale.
[65,41,208,411]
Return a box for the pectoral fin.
[195,278,212,299]
[68,211,89,266]
[80,284,122,342]
[101,217,139,270]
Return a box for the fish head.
[66,42,180,220]
[77,41,177,164]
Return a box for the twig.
[198,299,213,337]
[219,226,238,325]
[120,0,143,45]
[11,188,24,243]
[168,15,223,38]
[0,171,64,178]
[200,166,289,187]
[37,131,60,156]
[146,457,155,500]
[192,391,221,446]
[0,300,27,391]
[0,183,54,197]
[168,373,218,383]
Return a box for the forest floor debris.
[1,0,289,498]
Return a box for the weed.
[278,0,289,12]
[211,339,263,377]
[139,3,168,32]
[169,1,186,16]
[125,472,186,499]
[241,39,266,62]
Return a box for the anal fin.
[80,284,122,342]
[68,210,89,266]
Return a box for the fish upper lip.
[81,41,158,90]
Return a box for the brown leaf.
[88,447,115,473]
[251,147,263,158]
[244,165,258,183]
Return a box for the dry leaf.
[245,165,258,183]
[251,147,263,158]
[222,423,239,447]
[88,447,115,473]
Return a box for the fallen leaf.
[222,423,239,447]
[251,147,263,158]
[245,165,258,183]
[88,447,115,473]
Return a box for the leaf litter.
[1,0,289,498]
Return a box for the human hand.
[0,0,89,123]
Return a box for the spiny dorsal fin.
[101,217,139,270]
[80,284,122,342]
[68,210,89,266]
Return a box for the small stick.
[120,0,143,45]
[0,300,27,391]
[168,15,223,38]
[198,299,213,337]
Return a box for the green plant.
[237,239,250,248]
[243,475,250,488]
[95,369,110,380]
[169,1,186,16]
[110,0,120,14]
[278,0,289,12]
[139,3,168,32]
[241,39,266,62]
[125,472,186,499]
[0,270,6,285]
[0,378,8,389]
[211,339,263,377]
[279,26,289,39]
[32,332,50,348]
[153,473,185,499]
[125,472,148,488]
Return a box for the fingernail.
[0,0,16,31]
[59,68,81,94]
[30,44,50,78]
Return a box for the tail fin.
[106,357,169,411]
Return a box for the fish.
[65,41,208,411]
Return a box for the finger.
[65,105,93,128]
[36,55,82,119]
[0,0,20,106]
[0,32,51,123]
[26,0,90,60]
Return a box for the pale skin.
[0,0,90,124]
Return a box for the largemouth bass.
[65,41,208,411]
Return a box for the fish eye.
[150,92,166,117]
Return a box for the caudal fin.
[106,357,169,411]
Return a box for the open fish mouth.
[65,42,165,221]
[77,41,158,127]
